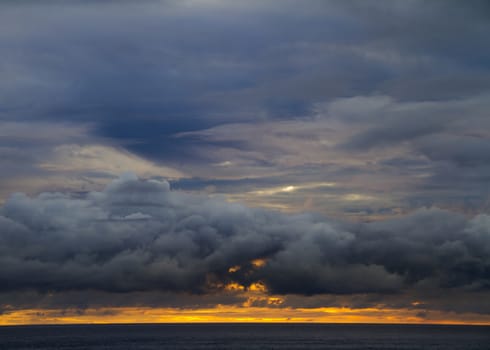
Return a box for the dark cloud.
[417,135,490,167]
[1,0,490,317]
[2,0,489,162]
[0,176,488,313]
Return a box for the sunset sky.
[1,0,489,325]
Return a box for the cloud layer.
[1,0,490,219]
[1,175,488,313]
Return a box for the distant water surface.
[0,324,488,350]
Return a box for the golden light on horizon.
[3,272,486,327]
[0,284,488,326]
[1,305,489,326]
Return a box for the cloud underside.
[0,176,489,316]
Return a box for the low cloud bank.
[0,174,488,299]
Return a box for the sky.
[0,0,489,325]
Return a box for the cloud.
[0,175,488,313]
[40,144,185,179]
[0,121,186,204]
[417,135,490,167]
[2,0,488,160]
[172,91,490,217]
[1,0,489,220]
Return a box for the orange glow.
[224,282,245,291]
[228,265,241,273]
[226,258,266,275]
[251,258,266,268]
[0,305,489,326]
[0,281,487,326]
[267,297,284,305]
[248,281,267,292]
[2,281,487,326]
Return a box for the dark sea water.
[0,324,488,350]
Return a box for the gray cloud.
[1,0,490,318]
[0,175,488,313]
[417,135,490,167]
[1,0,489,221]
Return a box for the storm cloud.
[1,0,490,321]
[0,175,488,307]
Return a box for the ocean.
[0,324,488,349]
